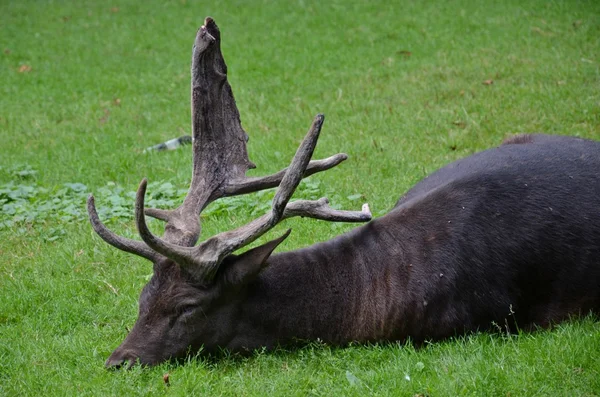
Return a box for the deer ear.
[222,229,291,286]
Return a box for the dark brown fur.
[106,134,600,367]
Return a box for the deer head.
[88,17,371,368]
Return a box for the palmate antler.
[87,17,371,284]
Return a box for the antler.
[87,17,371,282]
[135,114,372,281]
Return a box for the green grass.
[1,0,600,395]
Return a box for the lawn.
[1,0,599,395]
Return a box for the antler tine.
[273,114,325,219]
[134,179,200,267]
[282,199,372,222]
[222,154,349,196]
[87,195,160,262]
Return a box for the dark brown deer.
[88,18,600,369]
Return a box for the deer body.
[89,19,600,368]
[220,135,600,353]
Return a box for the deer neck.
[227,217,413,351]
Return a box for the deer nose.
[105,349,139,369]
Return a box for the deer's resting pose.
[88,18,600,368]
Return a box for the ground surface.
[1,0,599,395]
